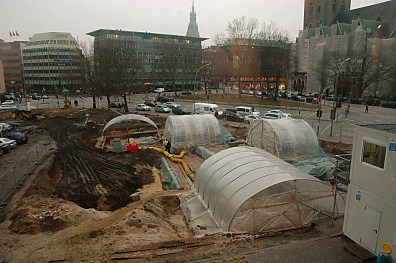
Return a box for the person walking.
[365,102,369,113]
[165,139,171,153]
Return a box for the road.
[18,93,396,145]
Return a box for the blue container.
[377,253,390,263]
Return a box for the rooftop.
[87,29,208,42]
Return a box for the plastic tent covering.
[246,118,320,161]
[181,146,345,234]
[102,114,158,134]
[164,115,221,150]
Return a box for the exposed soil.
[0,108,352,262]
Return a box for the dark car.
[220,109,244,122]
[181,90,193,95]
[366,99,381,106]
[157,96,174,103]
[172,107,192,115]
[144,100,156,107]
[350,98,364,104]
[110,102,122,108]
[5,132,28,145]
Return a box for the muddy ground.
[0,108,351,262]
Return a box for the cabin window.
[362,141,386,169]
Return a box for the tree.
[215,17,291,100]
[93,40,132,111]
[79,40,97,108]
[348,51,393,98]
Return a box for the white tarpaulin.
[102,114,158,134]
[180,146,345,234]
[164,115,221,151]
[246,118,320,161]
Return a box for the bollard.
[339,124,342,143]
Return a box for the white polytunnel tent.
[246,118,320,161]
[164,114,221,151]
[102,114,158,134]
[185,146,345,234]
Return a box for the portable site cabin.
[343,124,396,260]
[181,146,345,234]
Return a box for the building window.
[310,3,313,15]
[333,1,337,12]
[361,141,386,169]
[340,1,344,11]
[317,2,321,13]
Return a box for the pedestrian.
[365,102,369,113]
[165,139,171,153]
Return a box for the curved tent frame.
[102,114,158,134]
[195,146,344,233]
[164,114,221,150]
[246,118,320,161]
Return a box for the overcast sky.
[0,0,388,46]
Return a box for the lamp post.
[193,63,211,113]
[330,57,350,136]
[194,63,211,92]
[316,87,330,135]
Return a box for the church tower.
[186,2,200,37]
[303,0,351,28]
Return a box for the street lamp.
[193,63,211,114]
[330,57,350,136]
[194,63,211,92]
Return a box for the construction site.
[0,107,354,262]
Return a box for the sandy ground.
[0,108,351,262]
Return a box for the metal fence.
[0,138,55,206]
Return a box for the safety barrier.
[0,139,55,206]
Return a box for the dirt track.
[0,108,351,262]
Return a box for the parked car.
[157,96,174,103]
[366,99,381,106]
[0,122,12,132]
[0,137,17,148]
[2,100,15,105]
[220,109,245,122]
[5,122,21,128]
[181,90,193,95]
[136,104,151,111]
[31,93,41,100]
[244,114,263,124]
[164,102,180,108]
[155,104,171,113]
[263,113,282,119]
[172,107,192,115]
[110,102,122,109]
[267,109,291,118]
[0,104,16,110]
[350,98,364,104]
[144,100,156,107]
[5,132,28,144]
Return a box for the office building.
[0,40,26,93]
[22,32,82,94]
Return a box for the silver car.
[155,104,171,113]
[0,137,17,148]
[136,104,151,111]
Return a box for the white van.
[154,88,164,93]
[193,103,223,116]
[235,106,260,116]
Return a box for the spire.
[186,1,200,37]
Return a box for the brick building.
[0,40,26,93]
